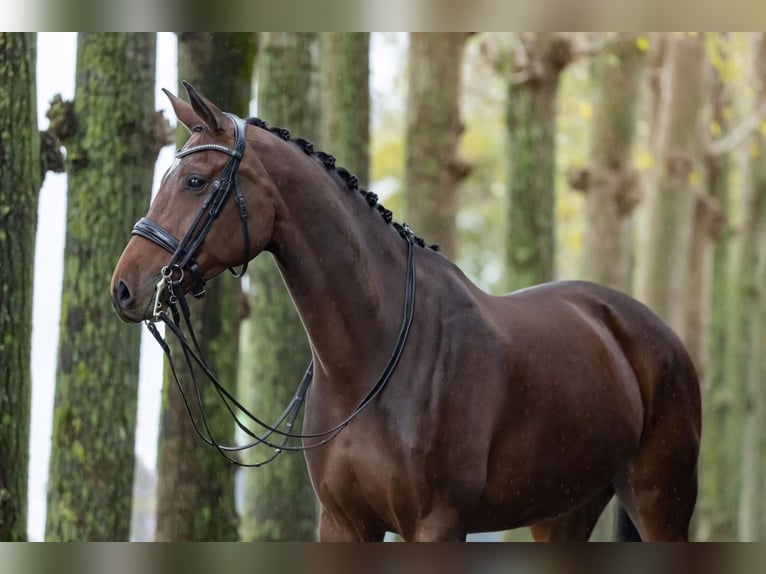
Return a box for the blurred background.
[1,32,765,542]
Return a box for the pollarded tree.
[504,33,574,291]
[0,32,40,542]
[567,34,646,293]
[633,33,708,340]
[320,33,370,186]
[154,32,256,542]
[45,33,162,541]
[695,35,735,541]
[238,32,319,542]
[405,33,471,260]
[735,32,766,542]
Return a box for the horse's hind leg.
[529,487,613,541]
[614,454,697,541]
[613,376,700,541]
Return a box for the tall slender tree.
[45,33,160,541]
[634,33,708,339]
[567,34,646,293]
[0,32,40,542]
[154,32,256,542]
[405,33,471,259]
[504,33,575,291]
[320,33,370,186]
[695,35,736,541]
[238,32,318,542]
[735,32,766,542]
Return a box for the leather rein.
[132,114,418,467]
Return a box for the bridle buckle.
[151,265,185,321]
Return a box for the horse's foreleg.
[410,505,466,542]
[317,507,385,541]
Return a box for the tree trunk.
[736,32,766,542]
[405,33,470,260]
[0,32,39,542]
[45,33,158,541]
[634,34,708,340]
[695,37,736,541]
[238,32,318,542]
[684,36,731,380]
[505,33,572,291]
[568,34,646,293]
[154,32,256,542]
[320,33,370,186]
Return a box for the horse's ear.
[182,80,226,133]
[162,88,199,134]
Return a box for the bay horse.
[110,83,701,541]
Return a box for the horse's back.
[503,280,700,415]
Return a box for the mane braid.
[245,116,439,252]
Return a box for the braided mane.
[245,117,438,251]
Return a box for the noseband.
[132,113,250,319]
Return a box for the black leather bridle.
[132,112,250,318]
[132,113,419,467]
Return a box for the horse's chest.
[309,429,423,528]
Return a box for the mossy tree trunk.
[0,32,40,542]
[684,40,730,380]
[45,33,159,541]
[405,33,471,260]
[505,33,573,291]
[736,32,766,542]
[634,34,708,340]
[154,32,256,542]
[696,36,736,541]
[238,32,318,542]
[567,34,646,293]
[320,33,370,186]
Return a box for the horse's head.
[110,82,277,323]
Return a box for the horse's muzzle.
[110,277,151,323]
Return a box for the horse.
[111,83,701,542]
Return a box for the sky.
[28,32,403,542]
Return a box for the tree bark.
[320,33,370,187]
[634,34,708,339]
[695,36,736,541]
[154,32,256,542]
[45,33,158,541]
[0,32,39,542]
[736,32,766,542]
[568,34,646,293]
[405,33,470,260]
[238,32,318,542]
[505,33,572,291]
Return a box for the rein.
[135,116,418,466]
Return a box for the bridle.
[130,113,419,467]
[132,112,250,317]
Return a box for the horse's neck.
[258,139,409,384]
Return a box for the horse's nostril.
[114,279,132,308]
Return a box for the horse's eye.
[184,175,206,191]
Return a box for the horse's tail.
[615,504,641,541]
